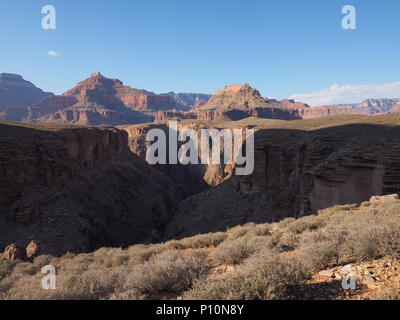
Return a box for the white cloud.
[289,82,400,106]
[47,50,60,57]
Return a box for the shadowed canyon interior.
[1,113,400,254]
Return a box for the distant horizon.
[2,70,400,108]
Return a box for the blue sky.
[1,0,400,105]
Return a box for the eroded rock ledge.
[0,121,176,255]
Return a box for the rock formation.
[0,73,53,111]
[121,122,239,200]
[2,73,207,126]
[164,113,400,239]
[1,244,27,260]
[164,92,211,110]
[0,120,177,255]
[155,84,305,122]
[26,240,43,259]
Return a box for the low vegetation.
[1,196,400,300]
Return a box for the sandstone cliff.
[0,121,176,255]
[164,114,400,239]
[0,73,53,111]
[121,122,240,200]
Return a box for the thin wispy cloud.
[47,50,60,57]
[290,82,400,106]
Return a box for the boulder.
[26,240,43,259]
[1,244,27,260]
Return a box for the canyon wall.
[0,121,176,255]
[164,115,400,239]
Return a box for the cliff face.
[4,73,183,126]
[63,73,176,111]
[155,83,307,122]
[296,106,359,119]
[0,73,53,111]
[0,121,176,255]
[163,93,211,111]
[122,122,238,200]
[164,114,400,239]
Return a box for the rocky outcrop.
[63,73,176,112]
[4,73,187,125]
[296,106,359,119]
[0,73,53,111]
[164,113,400,239]
[155,84,305,122]
[26,96,78,120]
[0,241,43,260]
[26,240,43,259]
[164,92,211,110]
[0,244,27,260]
[0,120,177,255]
[122,122,238,200]
[201,83,275,111]
[155,107,301,122]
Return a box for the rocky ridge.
[164,113,400,239]
[0,121,177,255]
[0,73,53,111]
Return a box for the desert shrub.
[5,268,123,300]
[110,254,130,267]
[212,236,271,265]
[377,287,400,300]
[226,225,251,240]
[278,217,296,229]
[127,244,166,264]
[0,260,18,280]
[125,250,209,295]
[55,269,122,300]
[33,255,54,268]
[185,253,310,300]
[297,230,346,271]
[166,233,228,250]
[279,232,299,251]
[11,262,38,276]
[287,215,325,234]
[249,224,271,237]
[344,223,400,262]
[108,289,145,300]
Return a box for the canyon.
[2,113,400,255]
[2,73,400,127]
[0,121,177,255]
[2,73,400,257]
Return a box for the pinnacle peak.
[91,72,103,78]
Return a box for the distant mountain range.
[328,99,400,115]
[0,73,53,110]
[1,72,399,125]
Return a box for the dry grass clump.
[377,286,400,300]
[212,236,272,265]
[296,204,400,271]
[226,224,255,239]
[185,253,310,300]
[278,217,296,229]
[124,250,209,296]
[286,215,325,234]
[164,232,228,250]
